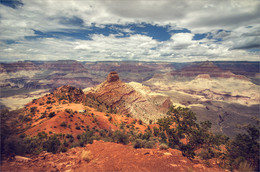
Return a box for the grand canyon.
[1,60,259,171]
[1,0,260,171]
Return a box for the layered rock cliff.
[171,61,248,80]
[84,72,171,123]
[0,61,39,73]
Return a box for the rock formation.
[53,85,85,102]
[106,71,120,82]
[171,61,248,80]
[85,72,171,123]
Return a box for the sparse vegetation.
[1,104,259,172]
[60,122,67,128]
[48,112,56,118]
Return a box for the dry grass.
[81,150,93,162]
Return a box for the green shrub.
[112,130,129,145]
[133,139,155,149]
[144,141,156,148]
[133,139,145,149]
[43,135,61,154]
[159,143,169,150]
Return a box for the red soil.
[1,140,228,172]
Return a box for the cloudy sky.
[0,0,260,62]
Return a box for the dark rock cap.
[107,71,120,82]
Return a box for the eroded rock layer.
[85,72,171,123]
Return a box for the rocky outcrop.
[53,85,84,102]
[85,72,171,123]
[107,71,119,82]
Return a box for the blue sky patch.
[25,23,195,42]
[0,0,23,9]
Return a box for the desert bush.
[37,131,47,139]
[77,134,81,139]
[66,134,73,138]
[69,137,74,143]
[198,148,215,160]
[63,140,69,147]
[76,126,81,130]
[60,122,67,128]
[39,114,47,119]
[159,143,169,150]
[19,133,27,139]
[81,150,93,162]
[48,112,56,118]
[227,125,260,171]
[23,115,32,122]
[112,130,129,145]
[144,141,156,148]
[133,139,145,148]
[60,146,68,152]
[133,139,155,149]
[43,135,61,154]
[180,144,195,159]
[30,107,37,114]
[3,136,26,155]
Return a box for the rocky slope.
[85,72,172,123]
[18,86,148,137]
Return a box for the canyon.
[0,60,259,138]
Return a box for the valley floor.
[1,140,227,172]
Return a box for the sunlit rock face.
[84,72,171,123]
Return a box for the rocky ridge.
[85,72,172,123]
[171,61,248,80]
[0,61,39,73]
[41,60,87,72]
